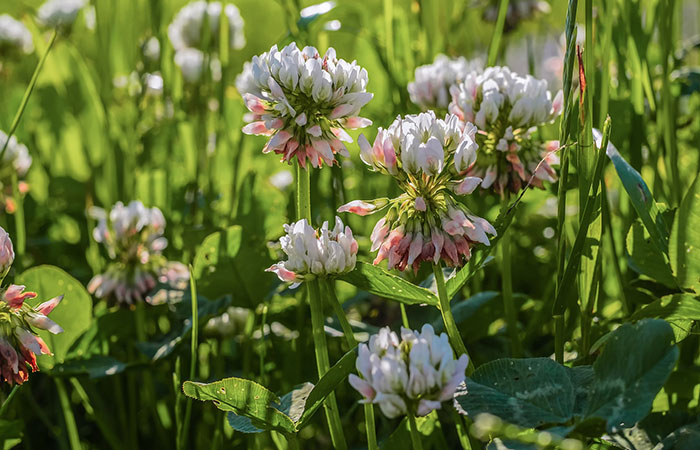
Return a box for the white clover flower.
[240,43,373,168]
[408,54,483,110]
[0,15,34,55]
[268,170,294,190]
[266,217,358,285]
[88,201,187,306]
[449,66,562,194]
[142,36,161,64]
[174,48,205,83]
[0,227,13,279]
[0,131,32,177]
[349,324,469,419]
[37,0,86,28]
[168,1,245,53]
[339,112,495,272]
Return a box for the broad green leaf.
[0,420,23,441]
[626,221,676,288]
[338,262,438,306]
[18,265,93,369]
[566,366,594,418]
[454,358,574,428]
[607,146,670,255]
[631,294,700,342]
[586,319,679,432]
[226,413,264,434]
[670,174,700,292]
[487,439,538,450]
[658,421,700,448]
[183,378,296,434]
[297,347,357,428]
[50,355,127,379]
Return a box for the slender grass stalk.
[499,195,521,357]
[432,264,475,376]
[10,173,25,266]
[399,303,410,328]
[0,31,57,162]
[449,407,473,450]
[259,303,269,384]
[308,279,348,450]
[487,0,510,66]
[407,411,424,450]
[69,378,123,450]
[55,378,81,450]
[324,279,378,450]
[179,266,199,450]
[0,385,19,417]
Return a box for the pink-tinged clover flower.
[238,42,373,169]
[0,228,64,386]
[349,324,469,419]
[449,66,562,194]
[340,111,496,272]
[266,217,358,286]
[0,130,32,215]
[88,201,188,306]
[408,54,483,111]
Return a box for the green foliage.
[670,174,700,292]
[339,262,439,306]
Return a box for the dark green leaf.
[626,221,677,288]
[431,291,499,332]
[586,319,679,432]
[226,413,264,434]
[454,358,574,428]
[631,294,700,342]
[50,355,127,378]
[338,262,438,306]
[0,420,23,440]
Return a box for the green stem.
[55,378,81,450]
[69,378,123,450]
[449,407,473,450]
[179,266,199,450]
[432,263,474,375]
[487,0,510,66]
[399,303,410,328]
[324,280,378,450]
[0,31,57,162]
[0,385,20,417]
[554,315,565,363]
[308,280,347,450]
[296,162,311,222]
[500,197,521,357]
[407,411,424,450]
[10,173,25,266]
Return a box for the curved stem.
[407,411,424,450]
[432,263,474,375]
[324,279,378,450]
[0,31,57,161]
[55,378,81,450]
[308,280,347,450]
[0,385,20,417]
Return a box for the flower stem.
[308,279,348,450]
[0,31,58,162]
[407,411,424,450]
[296,162,311,222]
[487,0,510,66]
[179,266,199,450]
[500,197,521,357]
[324,279,378,450]
[432,263,474,376]
[0,385,20,417]
[10,173,25,267]
[55,378,81,450]
[399,303,410,328]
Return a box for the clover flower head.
[88,201,187,306]
[266,217,358,285]
[448,66,562,194]
[0,15,34,56]
[174,47,205,83]
[340,112,496,272]
[0,228,63,386]
[37,0,86,28]
[408,54,483,110]
[240,42,373,168]
[349,324,469,419]
[168,1,245,53]
[0,131,32,214]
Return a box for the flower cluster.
[88,201,188,305]
[168,1,245,83]
[449,66,562,194]
[0,130,32,214]
[340,112,496,271]
[239,43,373,168]
[408,54,482,111]
[267,217,358,286]
[0,228,64,386]
[349,324,469,419]
[0,15,33,57]
[37,0,86,28]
